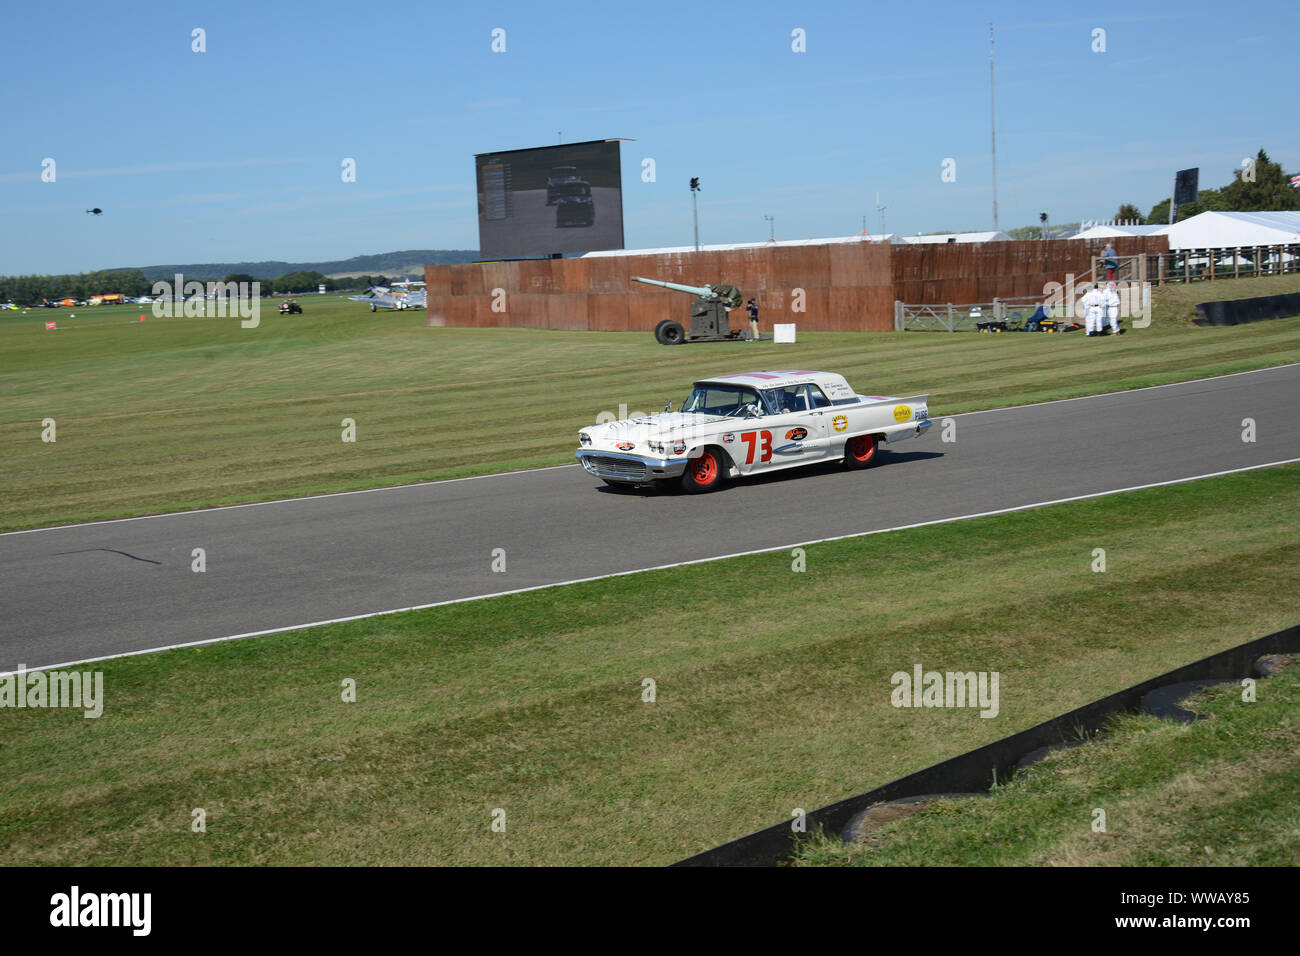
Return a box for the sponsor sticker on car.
[893,405,912,423]
[785,427,808,441]
[832,415,848,432]
[722,433,736,444]
[616,442,635,451]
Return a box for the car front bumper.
[575,450,689,483]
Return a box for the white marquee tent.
[1160,211,1300,250]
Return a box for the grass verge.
[0,464,1295,865]
[794,658,1299,866]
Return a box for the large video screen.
[474,139,624,259]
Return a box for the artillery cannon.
[632,276,762,345]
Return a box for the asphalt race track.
[3,365,1298,671]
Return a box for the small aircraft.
[350,279,426,312]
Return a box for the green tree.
[1115,203,1142,222]
[1219,149,1300,211]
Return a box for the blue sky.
[1,0,1296,274]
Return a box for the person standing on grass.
[1105,282,1122,335]
[746,298,759,341]
[1082,283,1105,336]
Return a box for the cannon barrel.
[631,276,743,309]
[631,276,713,298]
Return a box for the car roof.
[697,370,844,390]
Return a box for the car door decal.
[739,430,773,465]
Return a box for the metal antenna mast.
[989,23,1000,232]
[876,192,887,235]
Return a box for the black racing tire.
[655,320,686,345]
[680,447,725,493]
[843,433,879,469]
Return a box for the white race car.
[575,370,932,492]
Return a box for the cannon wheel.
[655,320,686,345]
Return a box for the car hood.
[583,411,733,444]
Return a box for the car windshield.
[681,383,763,416]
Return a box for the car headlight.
[579,432,592,446]
[647,441,664,454]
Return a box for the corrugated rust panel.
[449,263,484,296]
[829,242,881,286]
[784,288,828,329]
[588,255,629,293]
[593,292,630,332]
[441,295,474,327]
[547,294,588,330]
[480,260,519,295]
[513,260,552,294]
[424,265,452,295]
[560,257,590,293]
[727,247,770,296]
[828,287,876,331]
[424,292,448,326]
[862,286,894,331]
[770,245,830,293]
[628,291,673,331]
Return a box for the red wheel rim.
[849,435,876,462]
[691,452,718,484]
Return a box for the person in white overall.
[1082,284,1105,336]
[1104,282,1122,334]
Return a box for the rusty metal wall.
[424,237,1169,332]
[889,236,1169,304]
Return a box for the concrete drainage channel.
[672,625,1299,867]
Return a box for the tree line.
[0,269,390,304]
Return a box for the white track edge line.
[8,455,1298,676]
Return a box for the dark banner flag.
[1173,167,1199,207]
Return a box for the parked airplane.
[350,279,427,312]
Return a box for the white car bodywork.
[575,370,932,490]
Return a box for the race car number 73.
[740,430,772,465]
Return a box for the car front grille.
[582,455,648,481]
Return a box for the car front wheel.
[681,448,725,493]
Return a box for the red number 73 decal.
[739,430,773,465]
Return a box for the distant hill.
[124,250,479,281]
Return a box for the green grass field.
[2,284,1298,531]
[1148,272,1300,328]
[1,464,1295,865]
[795,658,1300,866]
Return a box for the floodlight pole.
[690,178,701,251]
[989,23,999,232]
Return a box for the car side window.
[805,385,832,409]
[767,385,807,413]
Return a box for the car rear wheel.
[681,448,725,493]
[844,434,878,469]
[655,320,686,345]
